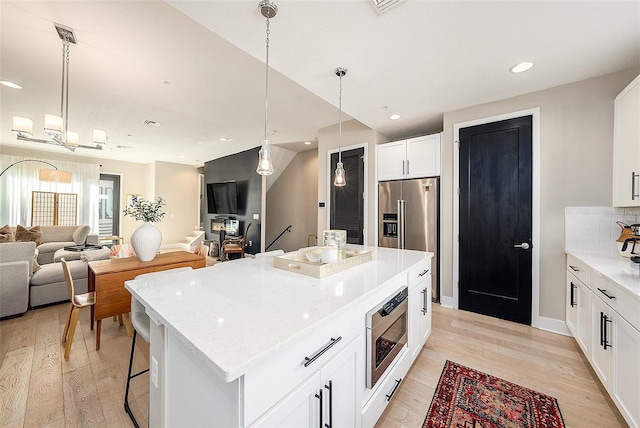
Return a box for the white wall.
[441,67,640,322]
[266,150,318,251]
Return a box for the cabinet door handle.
[385,378,402,401]
[421,288,428,314]
[569,265,580,272]
[418,269,429,277]
[324,381,332,428]
[570,282,576,308]
[304,337,342,367]
[597,288,616,299]
[600,312,605,347]
[314,389,323,428]
[603,313,612,350]
[402,160,405,175]
[632,171,639,200]
[406,159,410,175]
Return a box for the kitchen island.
[125,246,432,427]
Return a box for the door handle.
[513,242,530,250]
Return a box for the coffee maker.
[620,223,640,263]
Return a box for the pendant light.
[333,67,347,187]
[256,1,278,176]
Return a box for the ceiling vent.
[143,119,162,127]
[371,0,405,15]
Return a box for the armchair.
[221,223,251,261]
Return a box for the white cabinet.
[409,272,431,360]
[566,270,591,355]
[612,313,640,428]
[565,254,640,428]
[377,134,441,181]
[613,74,640,207]
[590,294,612,388]
[254,338,361,428]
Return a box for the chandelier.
[256,1,278,176]
[11,23,107,152]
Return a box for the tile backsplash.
[565,207,640,254]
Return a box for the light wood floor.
[0,303,627,427]
[376,304,628,428]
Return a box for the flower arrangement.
[123,195,166,223]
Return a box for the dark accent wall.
[203,147,262,255]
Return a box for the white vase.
[131,222,162,262]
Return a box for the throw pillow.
[0,224,15,242]
[72,225,91,244]
[16,225,43,245]
[80,247,111,262]
[31,248,41,273]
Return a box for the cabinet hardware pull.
[600,312,605,347]
[402,160,405,176]
[603,315,612,350]
[324,381,332,428]
[632,171,639,200]
[304,337,342,367]
[597,288,616,299]
[570,282,576,308]
[406,159,410,175]
[569,265,580,272]
[421,288,428,314]
[418,269,429,277]
[386,378,402,401]
[315,389,323,428]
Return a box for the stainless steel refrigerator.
[378,177,439,302]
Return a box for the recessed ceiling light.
[304,141,311,145]
[510,62,534,73]
[219,137,234,142]
[0,80,22,89]
[269,130,278,135]
[389,114,401,120]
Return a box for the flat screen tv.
[207,181,238,214]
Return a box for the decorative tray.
[273,247,372,278]
[63,244,103,252]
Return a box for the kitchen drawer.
[408,258,430,290]
[361,345,411,428]
[591,271,640,331]
[243,309,362,425]
[567,254,590,286]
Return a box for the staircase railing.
[266,225,292,251]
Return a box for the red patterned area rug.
[423,360,566,428]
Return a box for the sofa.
[0,233,107,318]
[30,225,98,264]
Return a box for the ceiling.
[1,1,639,167]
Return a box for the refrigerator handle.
[398,199,406,249]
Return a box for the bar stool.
[124,267,193,428]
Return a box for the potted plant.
[123,195,165,261]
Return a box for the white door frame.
[452,108,541,328]
[326,142,369,246]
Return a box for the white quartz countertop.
[566,250,640,297]
[125,246,429,382]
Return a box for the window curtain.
[0,154,100,233]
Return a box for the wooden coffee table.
[88,251,206,350]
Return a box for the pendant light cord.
[264,17,270,141]
[338,72,343,163]
[61,34,70,141]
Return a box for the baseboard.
[533,315,571,336]
[439,295,457,309]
